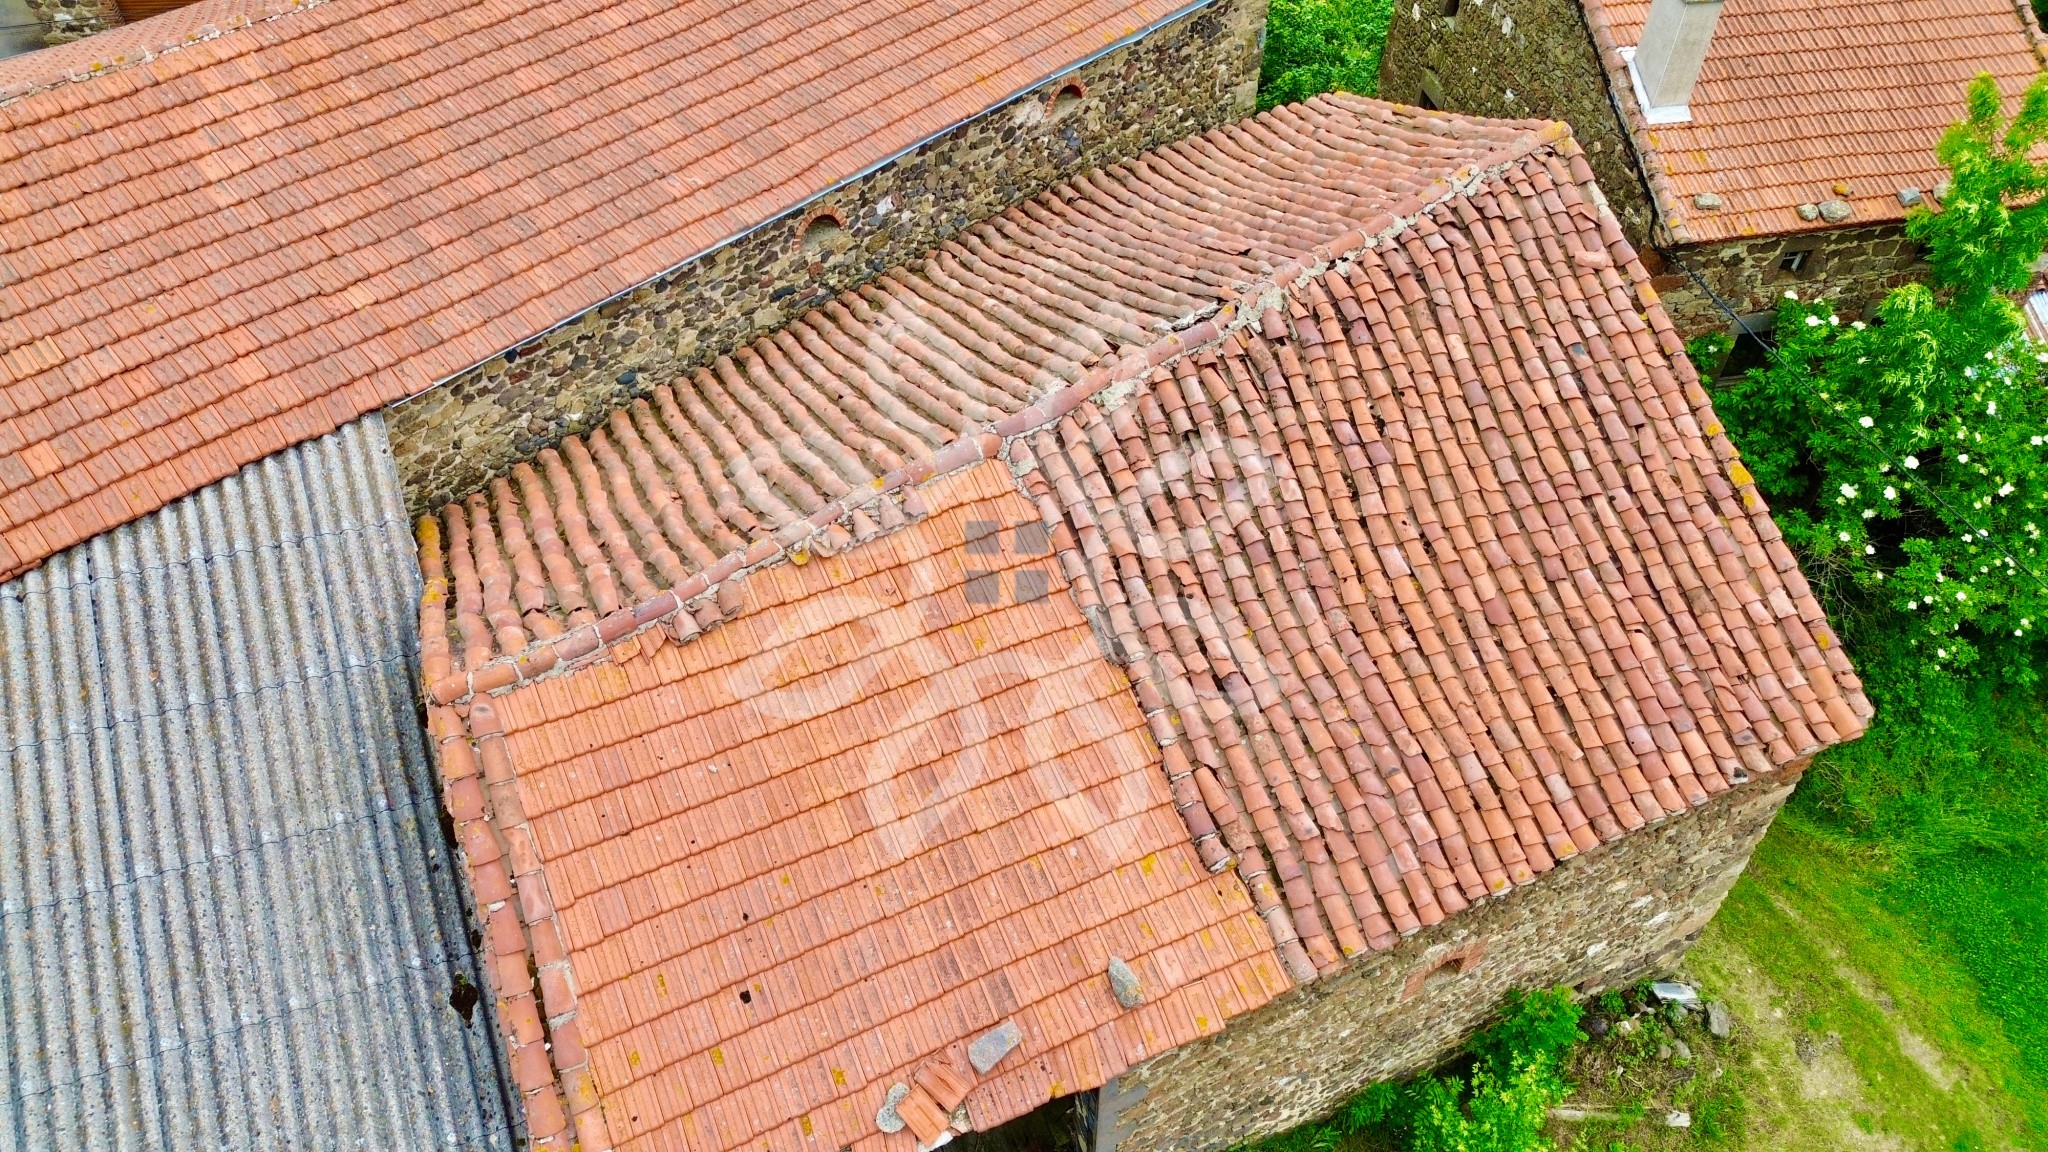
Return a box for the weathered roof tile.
[417,95,1868,1151]
[0,0,1231,579]
[1585,0,2045,242]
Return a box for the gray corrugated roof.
[0,414,516,1150]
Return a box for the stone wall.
[387,0,1269,512]
[1094,773,1800,1152]
[21,0,117,45]
[1649,224,1926,343]
[1377,0,1654,242]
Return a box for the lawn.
[1553,815,2047,1151]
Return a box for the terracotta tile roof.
[419,96,1550,672]
[0,0,310,94]
[1583,0,2046,244]
[422,462,1286,1152]
[0,0,1214,582]
[416,94,1870,1145]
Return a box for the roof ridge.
[417,118,1580,707]
[0,0,330,106]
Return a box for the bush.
[1236,987,1590,1152]
[1259,0,1394,109]
[1710,72,2048,682]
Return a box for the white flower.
[1938,647,1948,657]
[1858,415,1874,428]
[1907,600,1918,609]
[1862,508,1876,518]
[1866,544,1876,554]
[1804,314,1823,327]
[1884,486,1897,499]
[1829,314,1840,325]
[1959,453,1970,463]
[1966,366,1979,378]
[2000,483,2016,496]
[1988,401,1998,415]
[1783,290,1799,300]
[1838,531,1852,541]
[1958,591,1968,601]
[1853,321,1867,330]
[1905,456,1921,469]
[1840,483,1858,497]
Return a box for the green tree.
[1259,0,1394,109]
[1711,72,2048,680]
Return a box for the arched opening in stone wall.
[800,210,850,256]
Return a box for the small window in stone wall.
[1442,0,1461,18]
[800,211,849,257]
[1778,249,1812,274]
[1420,70,1446,111]
[1051,81,1086,118]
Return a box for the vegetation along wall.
[1652,224,1927,342]
[1095,773,1802,1152]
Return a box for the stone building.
[0,0,1263,1146]
[414,95,1869,1152]
[1379,0,2048,347]
[2,0,1869,1147]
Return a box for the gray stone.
[1819,199,1853,223]
[1673,1038,1692,1061]
[1664,1110,1692,1128]
[1897,187,1923,206]
[1108,956,1145,1009]
[1651,980,1699,1007]
[876,1083,910,1133]
[1797,203,1821,221]
[1656,1043,1672,1061]
[1707,1000,1732,1038]
[1094,780,1800,1152]
[1692,192,1724,211]
[968,1019,1023,1074]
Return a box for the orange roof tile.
[0,0,1211,581]
[1584,0,2046,243]
[417,97,1551,672]
[416,94,1871,1146]
[427,461,1285,1152]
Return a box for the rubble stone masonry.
[1097,773,1800,1152]
[1651,225,1926,342]
[386,0,1268,512]
[1377,0,1654,241]
[21,0,118,46]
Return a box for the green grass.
[1672,819,2046,1149]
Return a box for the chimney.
[1630,0,1723,115]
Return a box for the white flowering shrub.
[1713,73,2048,678]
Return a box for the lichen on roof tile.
[414,93,1872,1152]
[0,0,1230,581]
